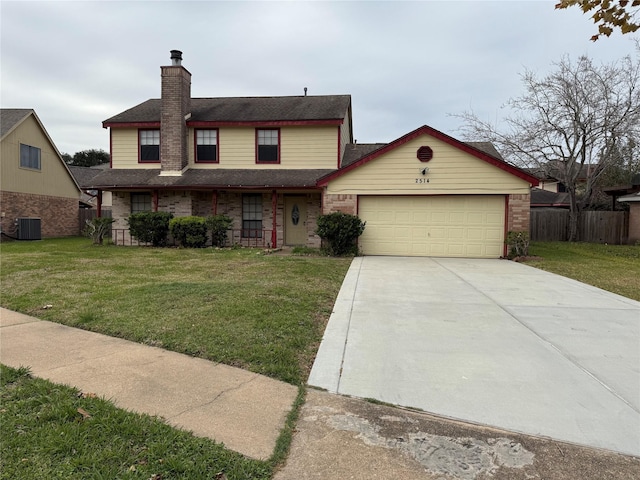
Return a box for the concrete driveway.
[309,256,640,457]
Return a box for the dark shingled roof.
[87,168,334,189]
[466,142,503,160]
[104,95,351,125]
[1,108,33,138]
[341,143,388,167]
[530,188,570,207]
[69,166,104,188]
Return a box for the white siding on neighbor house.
[326,134,531,195]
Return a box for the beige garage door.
[358,195,505,257]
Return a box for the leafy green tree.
[67,149,110,167]
[556,0,640,40]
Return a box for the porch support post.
[271,190,277,248]
[97,190,103,217]
[212,190,218,215]
[153,190,159,212]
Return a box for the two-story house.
[88,51,538,257]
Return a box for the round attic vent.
[417,146,433,162]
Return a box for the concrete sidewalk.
[0,308,298,460]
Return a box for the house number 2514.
[415,178,430,184]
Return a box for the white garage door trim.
[358,195,506,258]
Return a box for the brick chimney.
[160,50,191,174]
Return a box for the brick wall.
[507,193,531,233]
[322,193,357,215]
[628,203,640,244]
[0,191,78,238]
[160,66,191,172]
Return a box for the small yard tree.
[456,51,640,241]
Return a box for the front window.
[139,130,160,162]
[195,129,218,163]
[20,144,41,170]
[256,129,279,163]
[131,193,152,213]
[242,194,263,238]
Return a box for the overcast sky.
[1,0,638,155]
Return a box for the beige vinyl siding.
[1,115,79,198]
[358,195,505,258]
[110,129,148,168]
[327,134,531,195]
[189,126,338,169]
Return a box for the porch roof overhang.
[86,168,334,190]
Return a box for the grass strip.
[525,242,640,301]
[0,364,271,480]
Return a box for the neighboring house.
[530,188,571,209]
[88,50,538,258]
[69,165,113,209]
[0,109,81,239]
[617,192,640,244]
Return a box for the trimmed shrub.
[127,212,173,247]
[506,231,530,258]
[170,216,208,248]
[206,214,233,247]
[316,212,366,256]
[83,217,114,245]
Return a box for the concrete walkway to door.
[309,256,640,457]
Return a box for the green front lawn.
[524,242,640,301]
[0,237,351,385]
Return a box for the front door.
[285,196,307,245]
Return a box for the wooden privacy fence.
[530,209,629,244]
[79,209,112,236]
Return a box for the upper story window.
[139,130,160,162]
[256,129,279,164]
[195,129,218,163]
[20,144,41,170]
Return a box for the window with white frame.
[139,130,160,162]
[196,129,218,162]
[20,144,41,170]
[131,193,152,213]
[256,129,279,163]
[242,194,263,238]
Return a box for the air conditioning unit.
[17,218,42,240]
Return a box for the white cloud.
[1,0,637,154]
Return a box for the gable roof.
[340,140,505,169]
[318,125,539,186]
[1,109,34,139]
[0,108,81,192]
[69,166,104,188]
[103,95,352,127]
